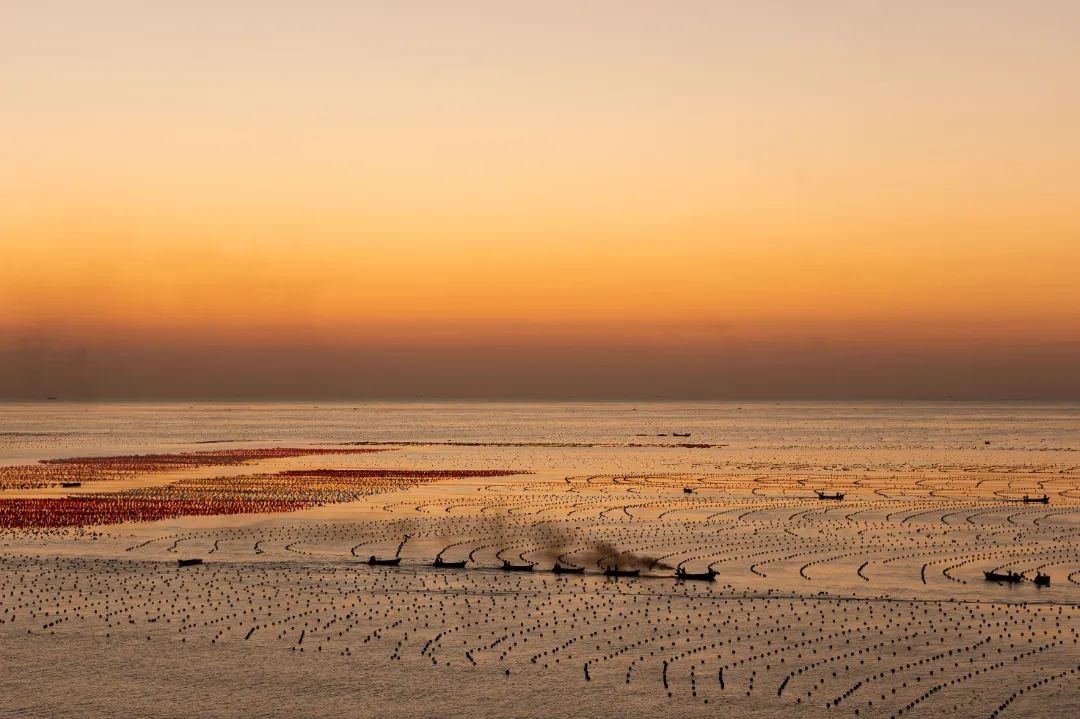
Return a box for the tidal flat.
[1,402,1077,717]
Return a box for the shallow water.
[1,402,1077,717]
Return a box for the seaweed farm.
[1,402,1078,718]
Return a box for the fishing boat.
[682,487,694,494]
[1022,495,1049,504]
[60,482,82,488]
[815,490,845,500]
[604,566,640,578]
[983,570,1023,583]
[673,432,691,437]
[367,556,402,566]
[552,563,585,574]
[676,567,717,581]
[433,557,467,568]
[177,558,203,568]
[1034,573,1051,586]
[502,560,534,572]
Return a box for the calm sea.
[1,400,1078,464]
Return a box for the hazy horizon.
[4,336,1079,400]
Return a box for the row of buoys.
[1,550,1076,717]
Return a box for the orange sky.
[3,2,1080,398]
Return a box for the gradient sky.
[3,1,1080,399]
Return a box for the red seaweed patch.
[0,497,311,529]
[0,448,385,490]
[0,467,527,529]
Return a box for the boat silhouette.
[502,560,534,572]
[815,490,845,500]
[177,558,203,568]
[1022,494,1049,504]
[1034,573,1051,586]
[676,567,717,581]
[603,566,640,578]
[552,563,585,574]
[433,558,467,568]
[983,570,1022,583]
[367,556,402,566]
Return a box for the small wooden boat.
[604,566,640,578]
[815,490,845,500]
[60,482,82,488]
[552,563,585,574]
[676,567,717,581]
[502,560,534,572]
[367,556,401,566]
[983,570,1022,583]
[177,558,203,568]
[433,558,467,568]
[673,432,691,437]
[1034,573,1051,586]
[682,487,694,494]
[1022,495,1049,504]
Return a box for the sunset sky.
[3,1,1080,399]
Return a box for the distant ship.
[983,570,1022,583]
[673,432,691,437]
[815,490,845,500]
[177,558,203,568]
[1022,494,1049,504]
[676,567,717,581]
